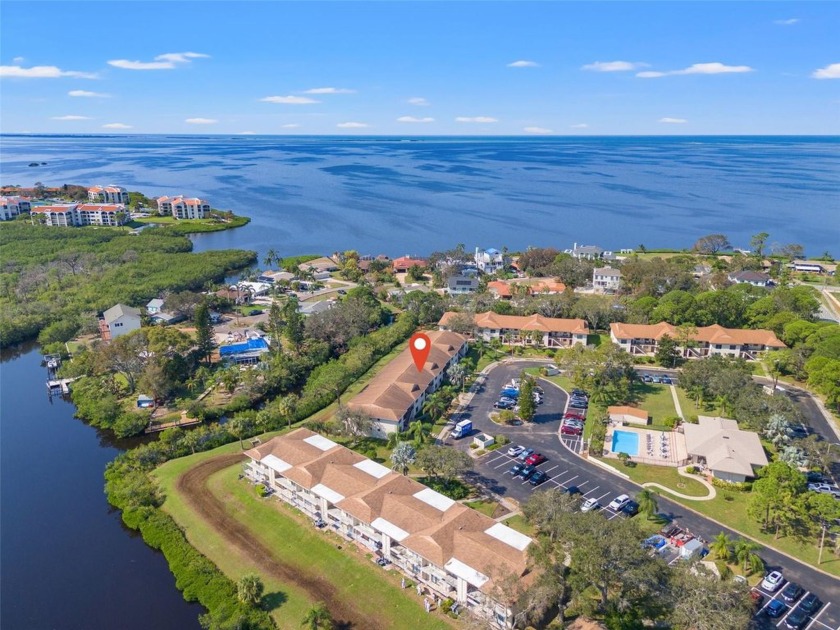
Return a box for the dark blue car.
[766,600,787,618]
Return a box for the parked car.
[507,445,525,457]
[761,570,785,592]
[641,374,653,383]
[608,494,630,511]
[561,425,583,436]
[789,425,808,439]
[510,463,525,476]
[781,582,803,604]
[501,387,519,398]
[749,589,765,609]
[525,453,547,466]
[766,600,786,618]
[798,592,822,615]
[564,486,582,497]
[784,609,809,630]
[564,411,586,421]
[494,400,515,410]
[572,389,588,396]
[660,376,672,384]
[517,448,535,462]
[621,500,640,516]
[518,464,537,479]
[806,471,825,484]
[581,498,600,512]
[808,483,840,498]
[529,470,548,486]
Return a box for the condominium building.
[244,428,533,628]
[88,185,130,205]
[155,195,211,219]
[346,330,468,437]
[31,203,127,227]
[439,311,589,348]
[609,322,786,360]
[0,195,31,220]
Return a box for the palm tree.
[237,574,264,606]
[422,392,448,424]
[263,248,278,269]
[390,441,417,475]
[406,420,431,446]
[301,602,333,630]
[710,532,732,561]
[276,393,299,430]
[635,488,659,520]
[734,538,764,575]
[227,415,253,450]
[446,363,467,391]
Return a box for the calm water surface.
[0,345,202,630]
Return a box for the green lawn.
[464,499,500,517]
[630,383,678,423]
[503,514,536,536]
[675,387,721,420]
[156,454,453,630]
[594,458,710,498]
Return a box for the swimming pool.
[611,430,640,456]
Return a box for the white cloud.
[281,124,301,129]
[337,122,368,128]
[523,126,553,134]
[12,56,24,63]
[108,52,208,71]
[0,65,98,79]
[102,123,132,129]
[408,97,430,106]
[238,131,256,135]
[185,118,218,124]
[455,116,498,123]
[260,95,320,104]
[659,117,687,124]
[507,60,539,68]
[774,18,799,25]
[51,115,91,120]
[812,63,840,79]
[637,62,754,78]
[69,89,111,98]
[570,123,589,129]
[303,87,355,94]
[397,116,435,123]
[582,61,647,72]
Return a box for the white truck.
[451,419,473,439]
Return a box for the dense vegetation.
[0,222,255,347]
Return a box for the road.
[445,361,840,630]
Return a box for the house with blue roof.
[219,336,270,365]
[474,247,506,274]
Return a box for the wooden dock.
[144,411,202,434]
[46,378,77,395]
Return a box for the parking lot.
[452,360,840,630]
[753,574,837,630]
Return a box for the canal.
[0,343,203,630]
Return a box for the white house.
[593,267,621,292]
[31,204,126,227]
[99,304,142,341]
[146,298,165,315]
[88,185,130,205]
[683,416,768,482]
[727,271,773,287]
[567,242,616,261]
[447,274,479,295]
[0,195,31,220]
[474,247,506,274]
[244,428,533,629]
[347,331,468,437]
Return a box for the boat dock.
[47,378,77,395]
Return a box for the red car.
[564,411,586,420]
[561,425,583,436]
[525,453,547,466]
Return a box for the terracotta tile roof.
[392,256,427,270]
[248,428,533,595]
[347,330,467,421]
[439,311,589,335]
[609,323,785,347]
[31,204,77,213]
[487,279,566,297]
[607,406,648,420]
[77,204,122,212]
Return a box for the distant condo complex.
[31,203,127,227]
[88,185,130,205]
[156,195,211,219]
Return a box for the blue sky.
[1,1,838,134]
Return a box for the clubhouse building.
[346,330,468,438]
[244,428,533,628]
[438,311,589,348]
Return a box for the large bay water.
[1,135,838,257]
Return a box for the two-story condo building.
[593,267,621,292]
[244,428,533,628]
[609,322,786,360]
[439,311,589,348]
[88,185,130,205]
[487,279,566,300]
[346,331,468,437]
[0,195,31,220]
[156,195,211,219]
[31,204,127,227]
[474,247,506,274]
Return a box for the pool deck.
[603,425,689,467]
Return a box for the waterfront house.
[790,260,836,275]
[727,270,773,287]
[347,330,467,437]
[0,195,31,220]
[439,311,588,348]
[392,256,427,273]
[88,185,130,205]
[243,427,533,628]
[683,416,768,482]
[301,257,340,274]
[258,270,296,284]
[446,274,479,295]
[566,242,616,261]
[219,336,269,365]
[146,298,165,315]
[487,278,566,300]
[298,300,335,316]
[609,322,785,360]
[156,195,211,220]
[593,267,621,292]
[99,303,142,341]
[474,247,506,274]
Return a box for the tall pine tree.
[194,301,214,365]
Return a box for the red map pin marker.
[409,332,431,372]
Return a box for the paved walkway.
[669,385,684,420]
[642,466,716,501]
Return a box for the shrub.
[495,434,510,446]
[662,416,681,429]
[710,477,751,492]
[441,598,455,614]
[684,465,699,475]
[469,443,479,449]
[255,484,269,498]
[715,560,733,580]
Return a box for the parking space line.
[543,465,559,474]
[577,480,590,488]
[493,459,512,469]
[595,491,610,503]
[777,592,809,627]
[755,583,787,618]
[583,485,600,497]
[805,602,831,630]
